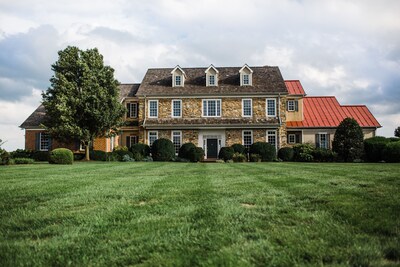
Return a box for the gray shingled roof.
[136,66,287,96]
[20,84,140,128]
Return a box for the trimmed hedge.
[218,147,235,161]
[249,142,276,162]
[231,144,247,155]
[151,138,175,161]
[189,147,205,162]
[32,151,49,162]
[312,148,337,162]
[232,152,247,162]
[278,147,294,161]
[178,143,197,159]
[10,149,34,159]
[130,143,150,158]
[14,158,35,164]
[383,141,400,163]
[293,144,314,162]
[364,136,389,162]
[112,149,133,161]
[49,148,73,164]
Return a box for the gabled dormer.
[239,64,253,86]
[171,65,185,87]
[205,64,219,86]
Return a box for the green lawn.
[0,162,399,266]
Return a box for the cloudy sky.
[0,0,399,150]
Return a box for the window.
[242,130,253,150]
[243,74,250,85]
[287,100,295,112]
[202,99,221,117]
[267,130,277,149]
[148,100,158,118]
[40,133,50,151]
[266,98,276,117]
[175,75,182,86]
[127,103,138,118]
[209,75,215,86]
[316,133,330,149]
[288,134,296,144]
[148,131,158,147]
[172,100,182,118]
[242,99,252,117]
[172,131,182,155]
[130,136,138,145]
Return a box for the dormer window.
[171,65,185,87]
[205,64,219,86]
[239,64,253,86]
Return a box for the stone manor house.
[20,64,381,159]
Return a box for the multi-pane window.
[243,74,250,85]
[267,130,277,148]
[266,98,276,117]
[175,75,181,86]
[149,100,158,118]
[148,131,158,147]
[242,130,253,150]
[316,133,329,149]
[287,100,295,111]
[130,136,138,146]
[172,131,182,155]
[40,133,50,151]
[129,103,138,118]
[202,99,221,117]
[288,134,296,144]
[242,99,252,117]
[209,75,215,86]
[172,100,182,118]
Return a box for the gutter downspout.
[143,95,147,143]
[278,93,282,149]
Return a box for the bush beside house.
[249,142,276,162]
[151,138,175,161]
[49,148,73,164]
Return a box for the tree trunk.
[85,141,90,161]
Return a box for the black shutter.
[35,133,40,150]
[315,134,320,148]
[136,103,139,118]
[326,134,330,149]
[295,100,299,111]
[286,101,289,111]
[126,136,131,148]
[295,134,300,144]
[127,103,131,118]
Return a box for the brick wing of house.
[20,64,381,159]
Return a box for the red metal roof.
[287,96,381,128]
[285,80,306,95]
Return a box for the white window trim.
[39,132,49,151]
[287,100,295,112]
[288,134,296,144]
[243,74,250,85]
[242,130,253,148]
[148,100,158,118]
[171,131,182,155]
[175,75,182,87]
[202,99,222,117]
[266,130,278,148]
[148,131,158,146]
[242,99,252,117]
[266,98,277,117]
[129,102,138,118]
[171,99,182,118]
[317,132,329,149]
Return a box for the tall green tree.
[332,117,364,162]
[42,46,125,160]
[395,126,400,137]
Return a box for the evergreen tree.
[42,46,125,160]
[332,118,364,162]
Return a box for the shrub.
[32,151,49,162]
[293,144,314,162]
[383,141,400,163]
[151,138,175,161]
[188,147,205,162]
[49,148,73,164]
[14,158,35,164]
[332,118,364,162]
[364,136,389,162]
[121,154,134,162]
[10,149,34,159]
[218,147,235,161]
[178,143,197,160]
[249,153,261,162]
[249,142,276,162]
[278,147,294,161]
[142,156,153,162]
[130,143,150,158]
[114,145,128,151]
[312,148,337,162]
[131,151,143,161]
[0,148,11,165]
[232,152,247,162]
[90,150,107,161]
[112,149,133,161]
[73,153,85,161]
[231,144,247,155]
[106,152,119,162]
